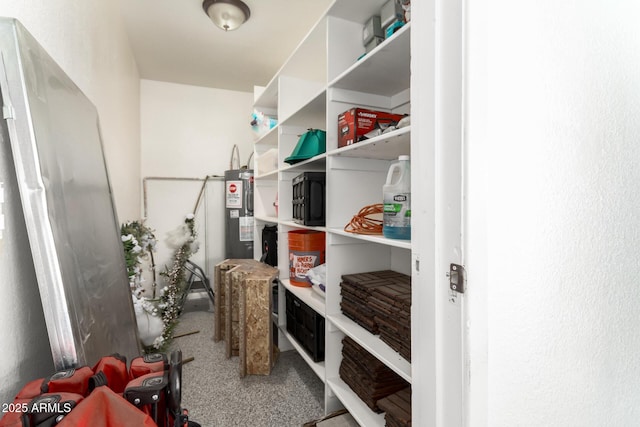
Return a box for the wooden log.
[226,260,261,358]
[239,267,278,376]
[213,263,222,341]
[173,330,200,339]
[215,259,281,376]
[214,259,244,342]
[339,354,409,413]
[378,387,412,426]
[225,260,276,360]
[225,266,238,358]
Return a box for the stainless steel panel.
[0,18,140,369]
[0,92,54,406]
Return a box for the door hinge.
[448,263,466,293]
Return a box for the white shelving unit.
[251,1,445,425]
[327,378,386,427]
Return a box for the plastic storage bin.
[292,172,326,226]
[285,289,325,362]
[257,148,278,175]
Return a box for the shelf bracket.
[448,264,466,294]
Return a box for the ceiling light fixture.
[202,0,251,32]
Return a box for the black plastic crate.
[292,172,326,226]
[285,290,325,362]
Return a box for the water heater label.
[239,216,254,241]
[226,180,243,208]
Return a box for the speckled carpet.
[170,309,325,427]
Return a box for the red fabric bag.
[23,393,84,426]
[57,386,157,427]
[40,366,93,396]
[124,371,169,427]
[14,378,44,400]
[91,353,128,393]
[0,350,197,427]
[129,353,168,379]
[0,398,31,427]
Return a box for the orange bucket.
[288,230,325,287]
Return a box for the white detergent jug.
[383,155,411,239]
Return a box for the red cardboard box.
[338,108,405,148]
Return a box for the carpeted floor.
[170,308,325,427]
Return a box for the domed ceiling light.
[202,0,251,32]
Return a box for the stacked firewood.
[369,279,411,361]
[340,270,411,361]
[377,387,412,427]
[339,337,409,413]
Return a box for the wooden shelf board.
[329,24,411,97]
[254,215,278,223]
[327,228,411,250]
[280,88,327,128]
[328,313,412,383]
[253,123,278,147]
[326,377,386,427]
[280,278,326,316]
[280,154,327,173]
[255,169,278,180]
[327,126,410,160]
[279,327,327,381]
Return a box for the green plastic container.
[284,129,326,164]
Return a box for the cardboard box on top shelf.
[338,108,405,148]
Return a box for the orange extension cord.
[344,204,384,235]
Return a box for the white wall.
[466,1,640,425]
[140,79,254,282]
[0,1,141,220]
[0,0,140,404]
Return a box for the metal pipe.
[142,175,224,218]
[142,174,226,287]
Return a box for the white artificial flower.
[165,224,191,249]
[185,213,195,220]
[153,335,165,347]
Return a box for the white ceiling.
[119,0,334,93]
